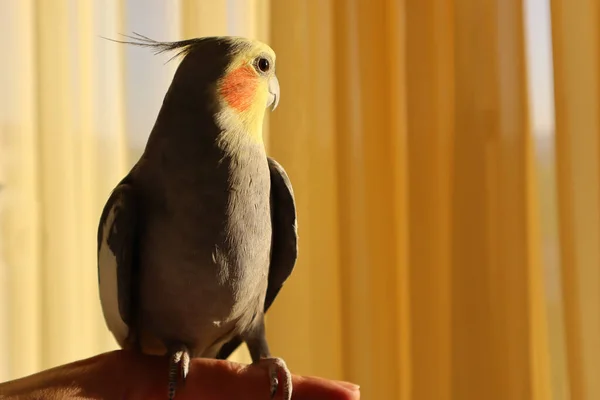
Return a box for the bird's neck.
[213,101,266,145]
[140,104,267,182]
[144,86,267,157]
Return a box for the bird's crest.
[101,32,208,64]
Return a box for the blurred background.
[0,0,597,399]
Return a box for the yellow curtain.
[267,0,552,399]
[551,0,600,398]
[1,0,137,377]
[1,1,599,399]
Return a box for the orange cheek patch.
[219,66,259,112]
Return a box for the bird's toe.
[257,357,292,400]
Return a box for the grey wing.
[263,157,298,311]
[97,180,139,348]
[215,157,298,360]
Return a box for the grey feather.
[215,157,298,361]
[97,179,139,348]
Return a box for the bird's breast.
[137,148,272,350]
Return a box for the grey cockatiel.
[97,34,298,400]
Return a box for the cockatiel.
[97,34,298,400]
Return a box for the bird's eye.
[256,57,270,73]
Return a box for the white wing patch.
[98,201,130,347]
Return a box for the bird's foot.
[256,357,292,400]
[168,347,191,400]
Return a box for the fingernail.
[335,380,360,391]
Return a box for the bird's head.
[115,34,279,144]
[215,37,279,141]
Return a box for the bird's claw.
[168,347,190,400]
[257,357,292,400]
[270,375,279,397]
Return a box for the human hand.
[0,350,360,400]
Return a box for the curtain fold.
[405,0,453,398]
[267,0,345,382]
[331,1,408,398]
[551,0,600,398]
[0,0,42,380]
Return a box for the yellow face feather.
[215,38,278,145]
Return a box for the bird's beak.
[267,75,280,111]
